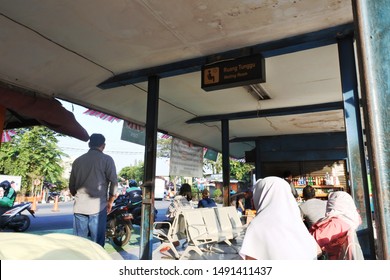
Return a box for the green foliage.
[203,153,222,174]
[203,153,254,183]
[157,136,171,158]
[0,127,67,194]
[213,188,222,198]
[190,184,200,200]
[230,160,254,182]
[118,162,144,184]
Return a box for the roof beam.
[186,101,344,124]
[231,131,346,144]
[238,132,347,161]
[98,23,354,89]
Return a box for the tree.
[157,135,171,158]
[213,188,223,203]
[203,153,223,174]
[203,153,254,183]
[118,162,144,184]
[230,160,254,183]
[116,134,169,186]
[0,127,67,194]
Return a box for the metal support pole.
[255,139,262,180]
[221,119,230,206]
[352,0,390,259]
[140,75,159,260]
[337,35,376,259]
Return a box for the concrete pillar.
[352,0,390,259]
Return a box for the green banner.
[120,121,145,146]
[204,148,218,161]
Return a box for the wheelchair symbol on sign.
[204,67,219,85]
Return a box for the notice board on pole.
[169,138,203,177]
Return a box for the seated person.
[239,177,319,260]
[115,179,142,205]
[124,180,142,203]
[157,183,194,252]
[310,191,364,260]
[0,180,16,215]
[166,183,194,220]
[125,179,141,192]
[243,189,256,224]
[244,189,255,210]
[233,195,245,217]
[299,185,327,229]
[198,189,216,208]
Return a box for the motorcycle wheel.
[112,223,131,247]
[12,215,31,232]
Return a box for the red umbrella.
[0,87,89,142]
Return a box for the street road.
[26,199,171,234]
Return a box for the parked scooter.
[0,202,35,232]
[106,201,133,247]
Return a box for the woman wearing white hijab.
[324,191,361,229]
[239,176,319,260]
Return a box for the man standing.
[69,133,118,247]
[283,170,299,199]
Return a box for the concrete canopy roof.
[0,0,354,158]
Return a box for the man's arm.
[68,169,76,196]
[106,156,118,196]
[107,194,116,213]
[106,156,118,213]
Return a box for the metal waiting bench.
[152,206,247,260]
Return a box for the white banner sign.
[169,138,203,177]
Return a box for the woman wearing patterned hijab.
[239,176,319,260]
[310,191,364,260]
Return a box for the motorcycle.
[46,191,61,203]
[0,202,35,232]
[114,188,157,226]
[114,190,142,225]
[106,201,133,247]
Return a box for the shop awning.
[0,86,89,142]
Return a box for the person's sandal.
[160,241,180,253]
[159,246,170,253]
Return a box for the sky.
[57,101,146,171]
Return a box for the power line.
[59,146,144,155]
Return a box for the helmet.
[0,180,11,191]
[128,180,137,187]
